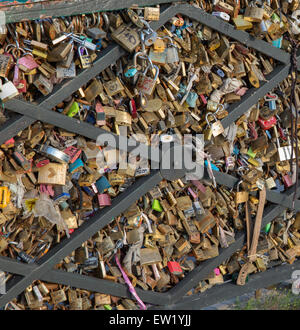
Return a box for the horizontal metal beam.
[3,0,174,23]
[151,259,300,310]
[5,98,161,167]
[0,256,170,305]
[0,170,163,307]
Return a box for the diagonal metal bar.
[0,170,163,307]
[150,259,300,310]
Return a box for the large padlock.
[136,63,159,95]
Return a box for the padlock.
[144,7,160,21]
[136,63,159,95]
[111,24,140,52]
[0,187,10,208]
[274,126,293,162]
[97,193,111,207]
[244,6,264,22]
[257,116,277,130]
[0,78,19,102]
[33,74,53,96]
[0,54,13,78]
[264,93,278,111]
[78,46,91,69]
[283,174,293,188]
[206,112,224,137]
[235,181,249,204]
[18,53,38,73]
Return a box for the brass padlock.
[111,24,140,52]
[235,181,249,204]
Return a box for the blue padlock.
[186,92,198,107]
[274,179,285,193]
[265,129,272,139]
[264,93,278,111]
[95,176,111,193]
[69,158,84,173]
[204,160,219,171]
[95,39,102,50]
[125,66,138,78]
[272,37,282,48]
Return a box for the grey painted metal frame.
[0,2,299,308]
[151,259,300,310]
[0,180,298,307]
[3,0,174,24]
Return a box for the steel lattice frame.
[0,2,299,309]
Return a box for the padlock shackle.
[133,51,148,68]
[205,112,217,126]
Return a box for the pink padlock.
[18,55,38,73]
[97,193,111,207]
[214,268,221,276]
[188,187,198,200]
[235,87,248,96]
[191,180,206,193]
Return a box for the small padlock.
[136,62,159,95]
[274,126,293,162]
[283,174,293,188]
[206,112,224,137]
[257,116,277,130]
[78,46,91,69]
[0,78,19,102]
[264,93,278,111]
[235,181,249,204]
[164,36,179,63]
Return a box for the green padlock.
[263,223,271,234]
[67,102,79,117]
[152,199,163,212]
[247,147,256,158]
[104,304,112,310]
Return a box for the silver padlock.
[136,62,159,95]
[164,36,179,63]
[141,19,157,46]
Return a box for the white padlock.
[0,79,19,102]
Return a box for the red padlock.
[36,159,50,168]
[283,174,293,188]
[257,116,277,130]
[64,146,81,164]
[167,261,183,275]
[129,98,137,119]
